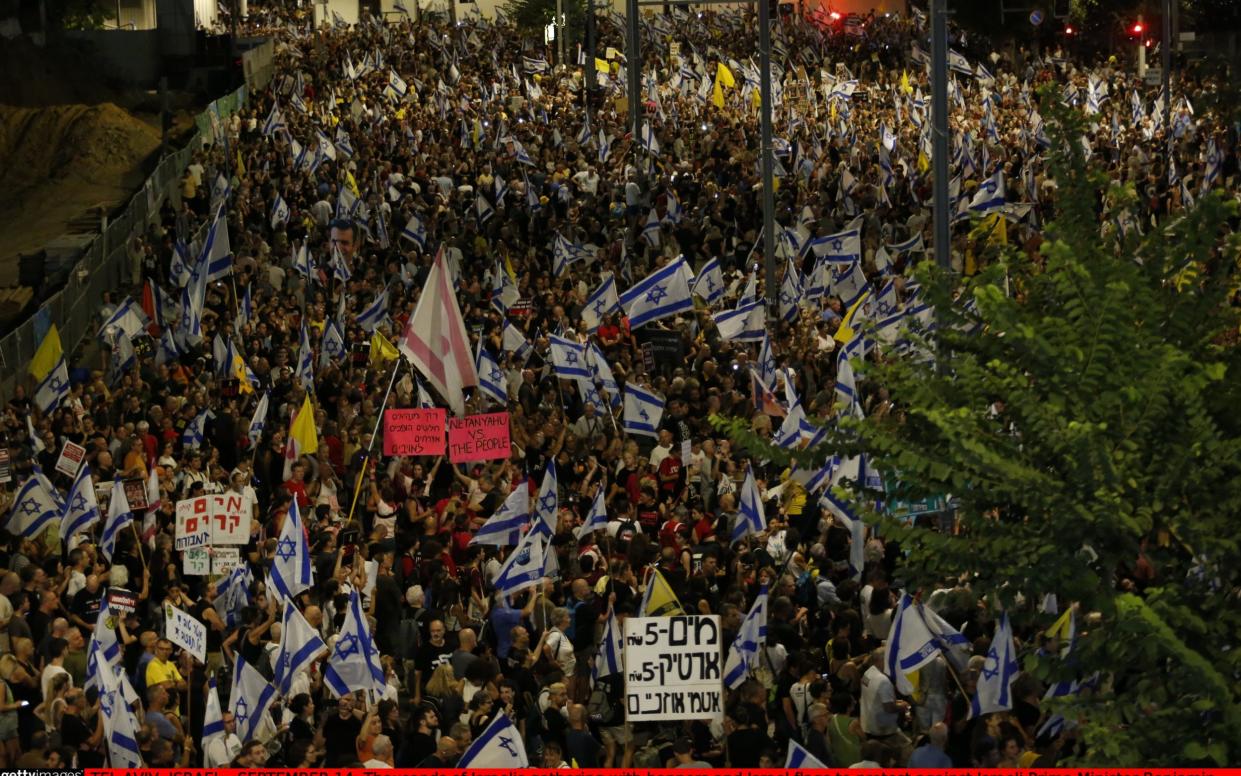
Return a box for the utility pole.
[585,0,597,108]
[931,0,950,271]
[1162,0,1172,128]
[758,0,776,313]
[556,0,565,65]
[626,0,641,140]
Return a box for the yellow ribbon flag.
[236,149,246,178]
[917,150,931,174]
[369,331,399,367]
[900,69,913,95]
[232,351,254,394]
[595,58,610,74]
[834,289,872,346]
[289,394,319,456]
[712,62,736,108]
[345,170,361,198]
[640,569,686,616]
[29,324,63,380]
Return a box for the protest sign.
[107,588,138,614]
[164,602,206,662]
[447,412,510,463]
[175,494,252,549]
[623,615,723,722]
[183,547,210,576]
[124,478,148,511]
[211,547,241,575]
[0,449,10,483]
[55,441,86,478]
[383,408,446,456]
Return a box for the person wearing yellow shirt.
[145,639,187,707]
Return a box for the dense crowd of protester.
[1,0,1236,769]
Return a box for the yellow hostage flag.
[641,568,686,616]
[595,58,610,74]
[345,170,361,198]
[900,69,913,95]
[917,151,930,174]
[29,323,63,380]
[289,394,319,455]
[834,289,872,346]
[231,351,254,394]
[369,331,399,367]
[236,149,246,178]
[712,62,736,109]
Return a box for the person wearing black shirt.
[59,688,104,768]
[321,695,364,767]
[412,619,454,705]
[395,706,440,767]
[287,694,316,743]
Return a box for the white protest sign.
[164,602,206,662]
[55,441,87,478]
[623,615,723,721]
[211,547,241,576]
[175,494,253,550]
[183,547,210,576]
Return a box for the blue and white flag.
[619,258,694,328]
[61,463,101,547]
[329,244,352,282]
[6,470,62,538]
[723,584,768,688]
[355,285,389,332]
[271,499,313,603]
[581,272,620,332]
[475,194,495,224]
[778,259,804,322]
[99,297,149,341]
[231,651,277,742]
[96,642,143,769]
[476,345,508,405]
[638,122,660,155]
[969,612,1020,718]
[99,477,133,562]
[84,594,121,692]
[200,208,233,281]
[969,171,1006,213]
[457,711,529,767]
[809,226,861,261]
[248,392,269,447]
[887,232,925,255]
[831,259,870,309]
[400,212,427,250]
[491,262,519,313]
[548,334,591,380]
[238,284,253,331]
[34,357,70,413]
[492,530,548,597]
[640,209,661,248]
[106,333,135,386]
[296,322,315,391]
[785,741,828,769]
[335,126,354,157]
[622,383,665,438]
[713,301,765,343]
[214,565,253,629]
[274,601,327,695]
[533,461,558,537]
[552,233,592,277]
[575,484,608,539]
[691,257,725,304]
[202,677,226,748]
[324,589,386,699]
[155,329,180,367]
[271,192,291,228]
[470,484,528,547]
[321,320,346,366]
[594,606,624,679]
[883,593,941,694]
[1203,139,1221,191]
[170,239,192,286]
[293,243,312,278]
[586,343,621,405]
[731,465,766,545]
[757,333,776,384]
[502,320,532,363]
[182,407,211,449]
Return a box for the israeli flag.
[200,208,233,281]
[34,357,70,413]
[457,711,529,768]
[95,642,143,768]
[502,320,532,363]
[582,272,621,332]
[471,485,528,547]
[640,209,661,248]
[274,601,327,695]
[182,407,211,449]
[884,593,942,694]
[553,232,591,277]
[231,651,277,742]
[1203,139,1221,191]
[757,333,776,384]
[84,593,121,693]
[6,470,63,538]
[549,334,591,380]
[99,296,150,340]
[638,121,660,156]
[180,261,207,343]
[293,243,313,278]
[99,477,133,562]
[261,103,286,137]
[296,322,315,391]
[329,244,352,282]
[335,126,354,157]
[586,343,621,406]
[355,285,389,332]
[723,584,768,688]
[271,499,313,603]
[155,328,180,367]
[324,589,386,699]
[575,484,608,539]
[271,192,291,228]
[336,186,359,219]
[594,606,624,679]
[492,529,548,597]
[622,383,665,438]
[248,392,269,447]
[476,344,508,405]
[475,193,495,224]
[778,259,803,322]
[969,171,1006,214]
[713,301,766,343]
[969,612,1020,718]
[316,128,337,160]
[170,239,192,287]
[808,226,861,261]
[691,257,725,303]
[321,320,346,366]
[831,259,870,309]
[533,461,558,537]
[214,565,253,629]
[491,261,520,313]
[202,677,226,747]
[61,463,101,547]
[238,283,253,330]
[785,740,828,769]
[888,232,925,255]
[731,464,766,544]
[619,257,694,329]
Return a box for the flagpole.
[345,357,403,525]
[130,521,148,572]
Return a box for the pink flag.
[399,248,478,416]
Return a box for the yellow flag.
[289,394,319,455]
[236,149,245,178]
[917,151,930,174]
[29,324,63,380]
[232,352,254,394]
[834,289,872,346]
[369,331,399,367]
[345,170,361,198]
[595,58,609,74]
[900,69,913,95]
[1045,609,1074,642]
[830,100,837,123]
[712,62,736,109]
[641,569,686,617]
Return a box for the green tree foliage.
[717,94,1241,764]
[501,0,587,51]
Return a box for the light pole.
[931,0,950,271]
[758,0,776,314]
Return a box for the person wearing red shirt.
[659,506,692,554]
[283,461,312,512]
[657,447,684,503]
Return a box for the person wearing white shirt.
[204,711,243,767]
[363,735,395,768]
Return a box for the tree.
[718,94,1241,764]
[501,0,588,54]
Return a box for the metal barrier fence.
[0,82,251,400]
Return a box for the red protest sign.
[383,408,447,456]
[447,412,511,463]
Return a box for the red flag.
[399,247,478,416]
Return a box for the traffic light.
[1131,22,1143,35]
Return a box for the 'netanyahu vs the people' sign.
[447,412,511,462]
[623,615,722,721]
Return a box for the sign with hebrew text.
[623,615,722,722]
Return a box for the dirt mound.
[0,103,161,273]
